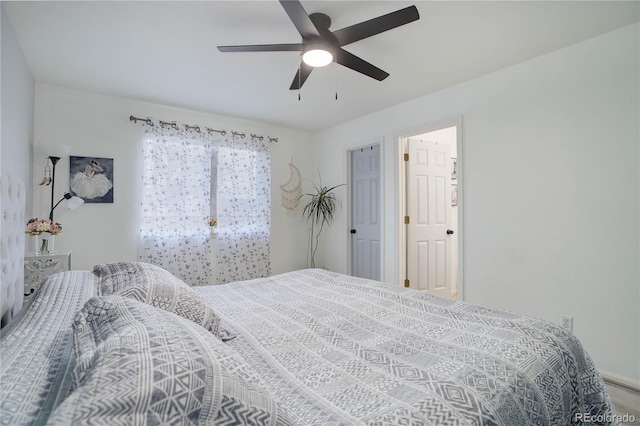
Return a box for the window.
[139,127,271,285]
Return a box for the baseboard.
[601,372,640,425]
[601,372,640,393]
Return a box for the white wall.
[313,24,639,384]
[33,84,314,276]
[1,6,34,215]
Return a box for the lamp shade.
[67,196,84,210]
[49,193,84,221]
[302,43,333,68]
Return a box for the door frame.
[396,116,464,299]
[346,136,384,280]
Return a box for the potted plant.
[300,179,344,268]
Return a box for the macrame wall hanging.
[280,159,301,216]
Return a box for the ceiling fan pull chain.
[335,61,338,100]
[298,57,302,101]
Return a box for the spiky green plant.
[300,181,345,268]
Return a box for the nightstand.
[24,251,71,297]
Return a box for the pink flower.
[25,218,63,235]
[26,219,39,234]
[49,222,63,235]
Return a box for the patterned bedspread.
[195,268,615,425]
[0,268,615,425]
[0,272,95,425]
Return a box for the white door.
[351,145,381,280]
[406,138,452,297]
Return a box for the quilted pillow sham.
[93,261,190,295]
[94,261,235,341]
[118,280,221,337]
[47,296,292,426]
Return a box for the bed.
[0,172,617,425]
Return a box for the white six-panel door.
[406,139,452,297]
[351,145,381,280]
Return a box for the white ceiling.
[4,1,639,132]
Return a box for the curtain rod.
[129,115,278,142]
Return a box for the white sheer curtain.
[217,134,271,283]
[138,126,215,285]
[138,126,271,286]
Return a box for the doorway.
[399,121,461,300]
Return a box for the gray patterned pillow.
[93,261,190,295]
[118,281,221,338]
[48,296,292,426]
[94,261,235,341]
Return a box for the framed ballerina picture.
[69,156,114,203]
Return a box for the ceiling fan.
[217,1,420,90]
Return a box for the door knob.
[446,229,454,235]
[350,229,357,234]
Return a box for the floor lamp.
[44,145,84,221]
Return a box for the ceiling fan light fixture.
[217,1,421,89]
[302,47,333,67]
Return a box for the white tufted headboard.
[1,171,26,328]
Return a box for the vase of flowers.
[25,218,62,255]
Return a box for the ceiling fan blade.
[279,0,321,39]
[289,62,314,90]
[218,43,302,53]
[332,5,420,46]
[335,49,389,81]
